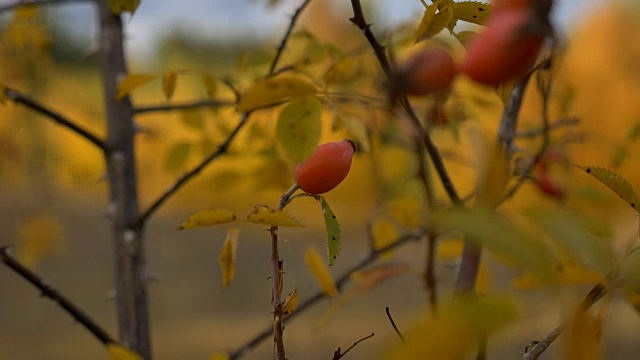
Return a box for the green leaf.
[576,166,640,213]
[432,208,556,278]
[161,70,178,100]
[276,95,322,163]
[164,142,191,172]
[317,196,342,266]
[179,209,238,230]
[236,74,318,112]
[525,207,612,275]
[107,0,141,15]
[451,1,491,25]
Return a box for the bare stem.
[4,86,106,151]
[269,0,313,74]
[134,99,235,114]
[0,246,116,345]
[385,307,405,344]
[332,332,375,360]
[228,229,425,360]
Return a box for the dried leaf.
[115,74,154,100]
[451,1,491,25]
[107,0,141,15]
[283,288,299,315]
[576,166,640,213]
[304,246,338,297]
[219,228,239,287]
[351,263,410,294]
[161,70,178,100]
[236,74,317,112]
[276,95,322,163]
[179,209,237,230]
[244,205,304,227]
[107,344,143,360]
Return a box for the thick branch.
[134,99,236,114]
[228,229,425,360]
[4,87,106,151]
[523,284,605,360]
[0,246,115,345]
[0,0,92,13]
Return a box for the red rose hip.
[395,47,458,96]
[294,140,356,194]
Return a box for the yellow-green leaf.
[179,109,205,130]
[418,5,454,42]
[107,344,143,360]
[472,131,510,208]
[323,57,362,85]
[276,95,322,163]
[202,72,217,98]
[115,74,154,100]
[451,1,491,25]
[525,207,612,275]
[107,0,141,15]
[244,205,304,227]
[219,228,239,287]
[453,30,478,48]
[317,196,342,265]
[16,212,64,269]
[236,74,318,112]
[161,70,178,100]
[209,353,229,360]
[283,288,299,315]
[179,209,237,229]
[432,208,556,278]
[164,142,191,172]
[576,166,640,213]
[304,246,338,297]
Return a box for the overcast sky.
[1,0,603,58]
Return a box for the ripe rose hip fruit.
[492,0,554,15]
[294,140,356,194]
[460,9,543,86]
[394,47,458,96]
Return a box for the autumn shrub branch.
[0,246,116,345]
[3,86,106,151]
[228,229,425,360]
[135,0,314,227]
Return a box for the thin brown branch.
[0,246,116,345]
[522,284,606,360]
[228,229,425,360]
[134,99,236,114]
[332,332,375,360]
[269,0,313,75]
[0,0,92,13]
[4,87,107,151]
[385,307,405,344]
[498,75,533,156]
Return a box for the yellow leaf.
[283,288,299,315]
[451,1,491,25]
[468,127,510,208]
[576,166,640,214]
[107,0,141,15]
[414,1,440,42]
[323,57,362,85]
[385,197,424,228]
[304,246,338,297]
[219,228,239,287]
[437,238,463,261]
[107,344,143,360]
[453,30,478,48]
[371,217,399,260]
[495,80,516,105]
[244,205,304,227]
[475,260,492,294]
[202,72,217,98]
[209,352,229,360]
[236,74,318,112]
[351,263,410,294]
[0,85,6,104]
[276,95,322,163]
[16,212,64,269]
[161,70,178,100]
[115,74,155,100]
[179,209,237,229]
[512,263,604,290]
[564,309,603,360]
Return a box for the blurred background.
[1,0,640,359]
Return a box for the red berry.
[460,9,544,86]
[534,170,565,199]
[395,47,458,96]
[294,140,356,194]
